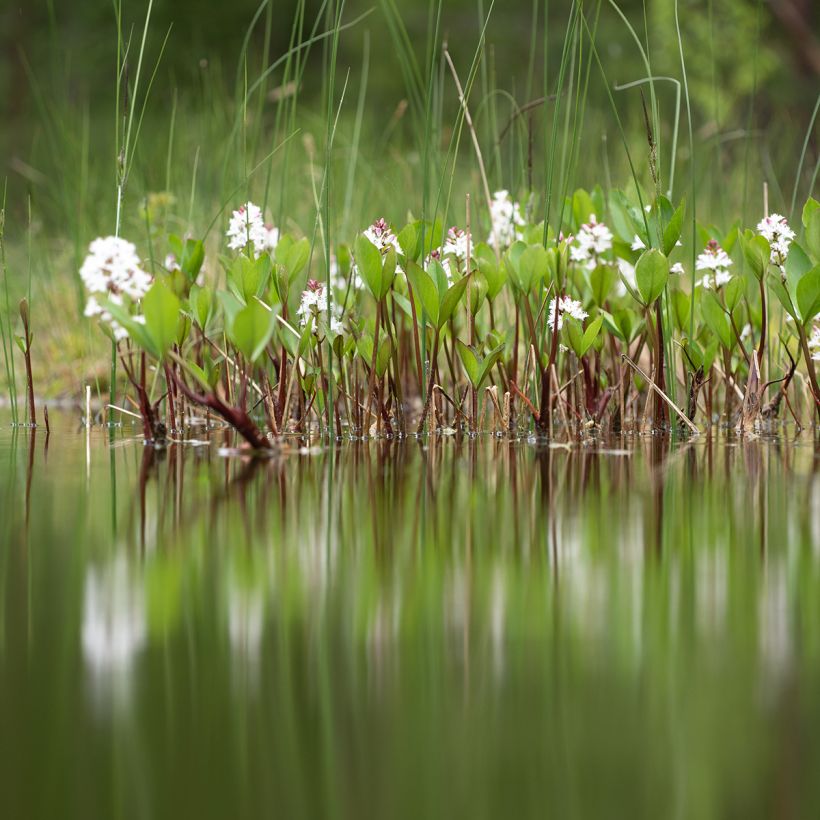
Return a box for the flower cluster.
[547,295,588,332]
[296,280,343,336]
[756,213,795,267]
[443,226,471,263]
[80,236,152,341]
[362,217,401,254]
[696,239,733,289]
[226,202,279,255]
[570,215,613,270]
[487,190,526,249]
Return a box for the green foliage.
[405,260,469,330]
[565,313,603,359]
[739,231,769,281]
[228,299,278,363]
[700,290,733,350]
[456,340,505,389]
[804,200,820,261]
[354,235,396,301]
[635,249,669,306]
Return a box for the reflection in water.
[1,418,819,819]
[227,575,266,689]
[81,555,146,708]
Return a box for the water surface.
[1,414,819,818]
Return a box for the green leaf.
[470,274,488,316]
[229,299,277,363]
[516,245,548,294]
[216,290,243,328]
[397,222,420,262]
[143,281,181,359]
[475,243,506,300]
[609,190,642,243]
[180,238,205,279]
[456,340,480,386]
[590,264,615,306]
[767,276,798,322]
[579,314,604,357]
[376,338,393,378]
[285,238,311,280]
[572,188,595,228]
[723,276,745,313]
[739,230,769,281]
[565,319,584,358]
[661,199,685,256]
[804,206,820,261]
[176,313,192,347]
[380,247,397,299]
[405,261,439,328]
[228,255,268,303]
[700,290,732,349]
[796,264,820,326]
[785,241,812,294]
[672,289,691,332]
[477,343,506,387]
[802,197,819,229]
[189,284,213,330]
[354,234,384,300]
[438,275,470,329]
[635,248,669,306]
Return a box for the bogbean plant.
[80,190,820,449]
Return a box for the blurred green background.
[2,0,818,224]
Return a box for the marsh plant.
[79,190,820,448]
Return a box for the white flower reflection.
[81,556,147,709]
[227,582,265,663]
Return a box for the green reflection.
[0,414,819,819]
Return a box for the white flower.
[631,234,646,251]
[699,269,733,290]
[226,202,278,254]
[757,213,795,267]
[547,295,588,332]
[487,190,526,249]
[443,226,471,264]
[670,262,685,275]
[296,280,328,323]
[296,280,345,336]
[570,214,613,270]
[696,239,732,290]
[80,236,152,340]
[227,202,264,250]
[362,217,401,254]
[740,323,753,341]
[353,218,403,285]
[164,253,181,272]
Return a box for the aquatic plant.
[75,189,820,448]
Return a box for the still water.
[1,413,819,818]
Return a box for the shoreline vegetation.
[7,191,820,449]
